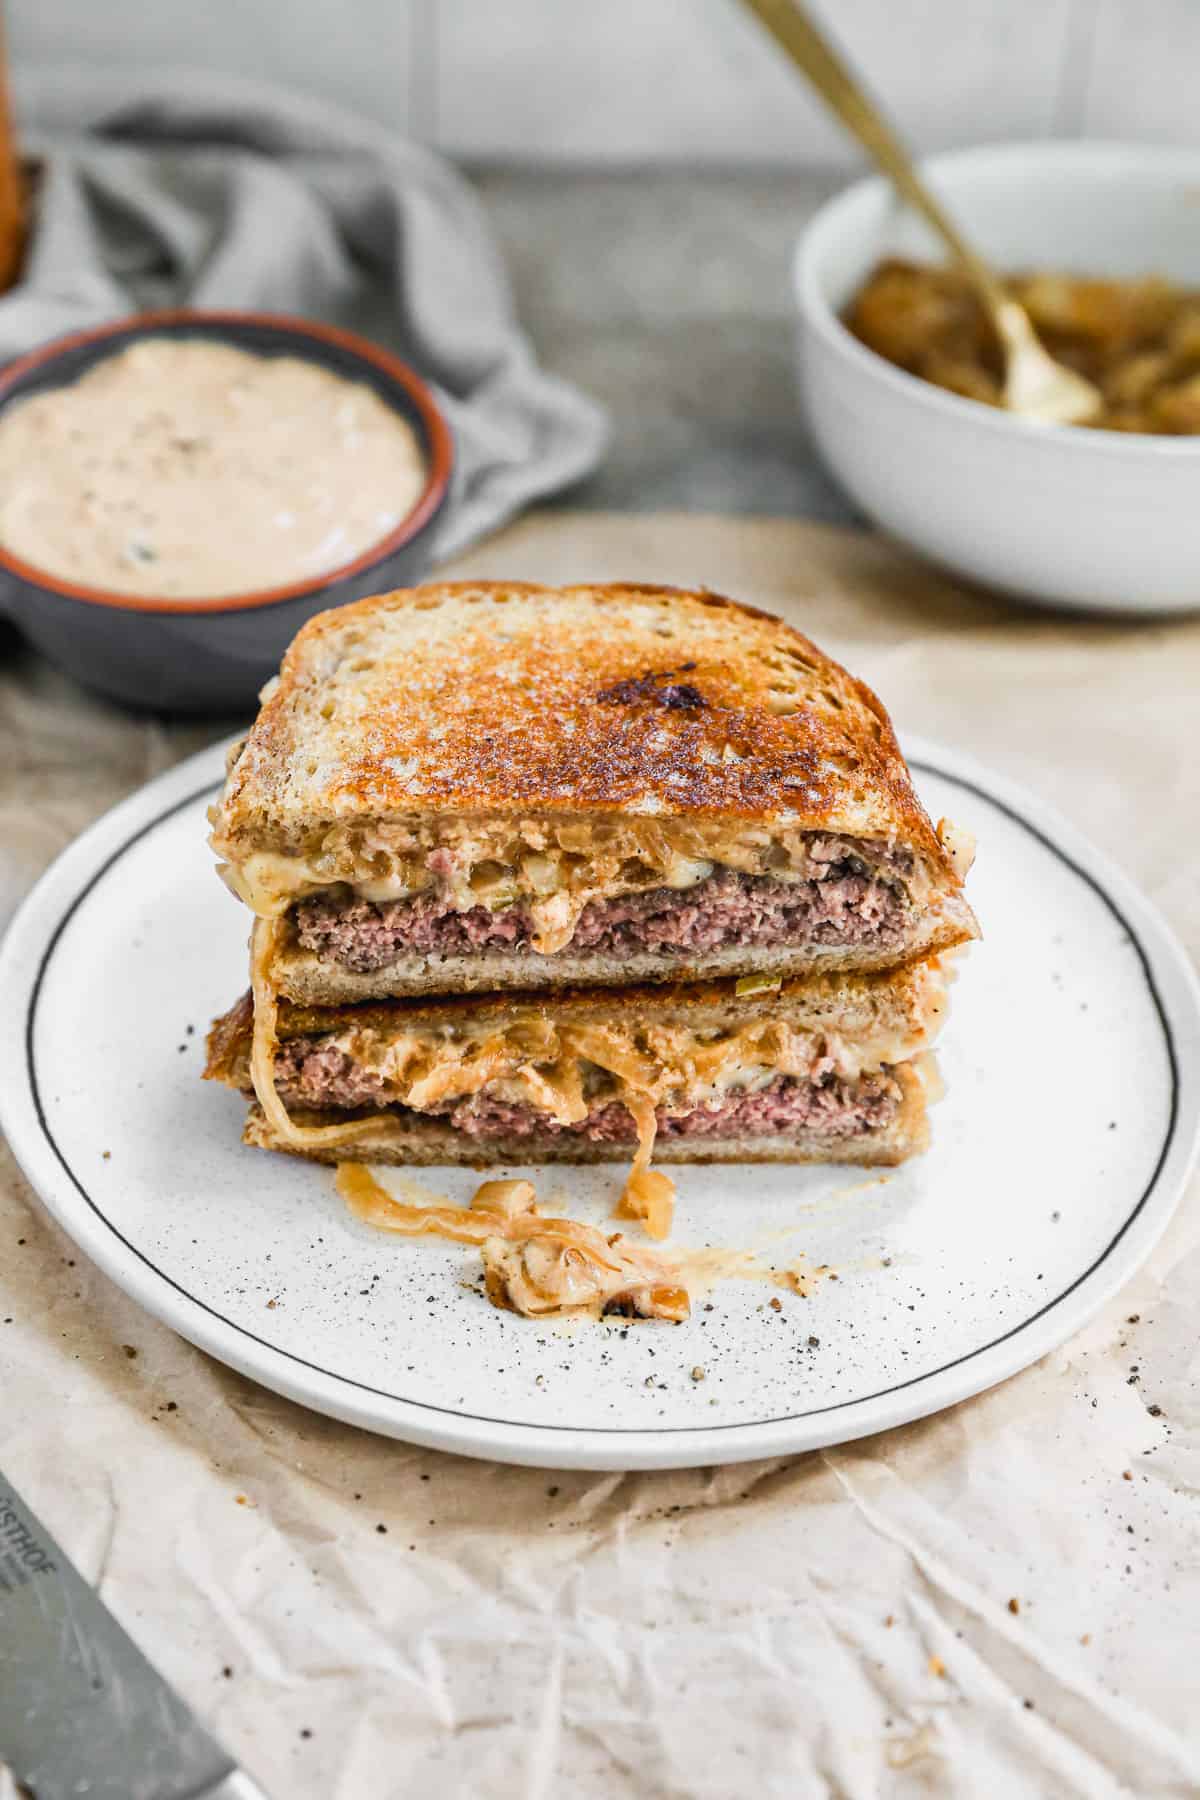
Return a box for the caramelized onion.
[337,1164,688,1320]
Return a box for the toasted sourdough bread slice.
[205,961,944,1170]
[210,581,977,994]
[206,959,948,1077]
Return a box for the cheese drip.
[250,919,385,1149]
[251,924,936,1221]
[281,1010,833,1233]
[614,1095,677,1239]
[252,920,686,1197]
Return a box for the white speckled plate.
[1,737,1197,1470]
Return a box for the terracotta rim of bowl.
[0,308,455,614]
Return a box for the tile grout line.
[1052,0,1102,139]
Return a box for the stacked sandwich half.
[205,581,978,1222]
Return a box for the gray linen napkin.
[3,67,609,555]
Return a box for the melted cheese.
[222,851,332,913]
[300,1002,932,1117]
[217,814,925,949]
[264,983,941,1223]
[615,1120,677,1239]
[250,919,384,1149]
[936,817,976,884]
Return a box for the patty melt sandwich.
[210,582,978,1002]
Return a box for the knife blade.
[0,1470,269,1800]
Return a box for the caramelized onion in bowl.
[845,257,1200,434]
[795,141,1200,613]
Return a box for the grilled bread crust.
[237,1064,929,1168]
[203,959,947,1091]
[210,581,962,885]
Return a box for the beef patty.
[271,1037,902,1142]
[293,862,909,973]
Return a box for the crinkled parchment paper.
[2,514,1199,1798]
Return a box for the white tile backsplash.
[7,0,424,137]
[8,0,1200,163]
[432,0,1076,163]
[1078,0,1200,144]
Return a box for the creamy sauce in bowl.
[0,338,429,599]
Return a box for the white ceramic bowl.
[795,142,1200,615]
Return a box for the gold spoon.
[741,0,1101,426]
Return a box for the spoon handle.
[739,0,1007,316]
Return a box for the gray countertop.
[474,166,857,522]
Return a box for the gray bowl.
[0,309,454,711]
